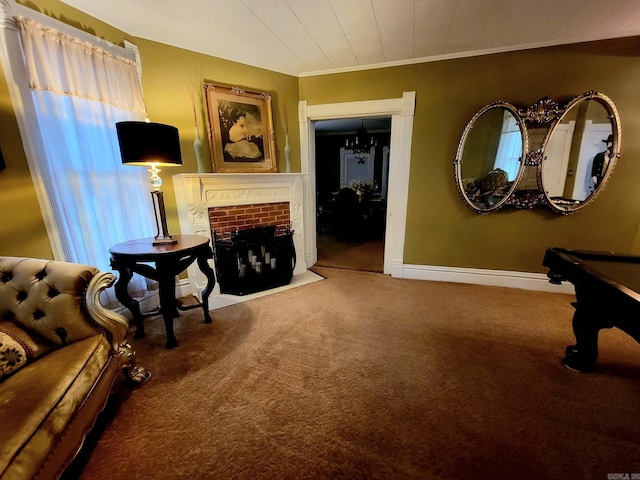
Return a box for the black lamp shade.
[116,121,182,167]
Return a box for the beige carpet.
[67,267,640,480]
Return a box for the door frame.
[299,92,416,276]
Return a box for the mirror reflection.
[542,96,616,210]
[457,104,526,212]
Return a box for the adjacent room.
[315,117,391,272]
[1,1,640,479]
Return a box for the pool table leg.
[563,305,600,372]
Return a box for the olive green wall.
[133,40,300,236]
[0,0,299,256]
[0,65,51,257]
[300,38,640,273]
[2,0,640,276]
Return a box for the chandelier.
[345,120,376,164]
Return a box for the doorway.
[298,92,416,277]
[314,118,391,272]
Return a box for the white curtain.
[494,111,523,181]
[15,16,155,298]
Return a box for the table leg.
[111,260,145,338]
[158,269,179,349]
[197,254,215,324]
[563,305,600,372]
[562,280,619,372]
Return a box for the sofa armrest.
[85,271,150,384]
[85,271,128,350]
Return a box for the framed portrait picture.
[203,82,277,173]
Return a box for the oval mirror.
[455,102,528,213]
[541,92,621,214]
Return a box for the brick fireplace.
[173,173,308,302]
[209,202,290,239]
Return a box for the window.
[1,4,154,298]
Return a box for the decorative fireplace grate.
[212,225,296,296]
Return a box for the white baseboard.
[176,279,192,299]
[112,290,159,321]
[399,263,575,294]
[387,259,404,278]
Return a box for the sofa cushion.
[0,321,53,381]
[0,334,116,480]
[0,257,101,346]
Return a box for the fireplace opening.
[212,225,296,296]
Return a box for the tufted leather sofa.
[0,256,148,480]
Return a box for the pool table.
[542,247,640,372]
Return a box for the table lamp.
[116,121,182,245]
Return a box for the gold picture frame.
[203,82,277,173]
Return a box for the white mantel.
[173,173,309,300]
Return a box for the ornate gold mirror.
[454,102,528,213]
[454,92,621,214]
[540,92,621,214]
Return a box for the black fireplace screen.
[212,225,296,296]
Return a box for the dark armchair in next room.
[333,187,365,241]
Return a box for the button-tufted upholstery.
[0,256,148,480]
[0,257,101,346]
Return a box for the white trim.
[112,290,159,320]
[401,264,575,294]
[124,39,144,81]
[298,100,316,269]
[175,279,192,299]
[299,92,416,276]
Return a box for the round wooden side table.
[109,235,216,348]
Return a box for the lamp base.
[150,190,177,246]
[152,237,178,246]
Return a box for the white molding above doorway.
[299,92,416,277]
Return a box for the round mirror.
[541,92,621,214]
[455,102,528,213]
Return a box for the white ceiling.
[61,0,640,77]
